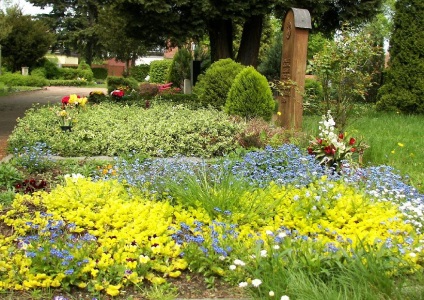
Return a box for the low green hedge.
[8,103,245,158]
[0,73,47,87]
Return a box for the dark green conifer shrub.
[376,0,424,113]
[167,48,192,88]
[225,66,276,121]
[193,58,244,109]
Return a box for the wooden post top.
[289,8,312,29]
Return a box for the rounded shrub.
[225,66,275,121]
[193,58,245,109]
[149,60,172,83]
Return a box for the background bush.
[303,78,324,115]
[0,72,47,87]
[106,76,139,93]
[48,79,90,86]
[139,82,159,99]
[130,64,150,82]
[167,48,192,88]
[225,66,275,121]
[149,60,172,83]
[193,58,245,110]
[91,67,108,80]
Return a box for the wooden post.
[277,8,311,130]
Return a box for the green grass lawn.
[303,109,424,192]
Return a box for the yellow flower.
[106,284,121,296]
[398,142,404,147]
[69,94,78,104]
[277,111,282,116]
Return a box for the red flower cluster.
[15,178,48,194]
[111,90,125,98]
[61,95,81,106]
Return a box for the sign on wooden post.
[276,8,311,130]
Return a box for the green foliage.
[258,30,282,80]
[30,68,47,78]
[48,79,90,86]
[303,78,324,115]
[130,64,150,82]
[8,103,245,158]
[225,66,275,121]
[106,76,139,93]
[87,91,107,103]
[58,67,94,82]
[193,58,245,109]
[1,7,55,72]
[312,27,381,130]
[0,73,47,87]
[167,48,193,88]
[32,58,60,79]
[0,162,23,190]
[92,67,108,80]
[149,60,172,83]
[153,93,201,110]
[376,0,424,113]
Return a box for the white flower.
[234,259,246,266]
[273,245,280,250]
[64,173,85,183]
[229,265,236,270]
[266,230,274,236]
[281,296,290,300]
[269,291,275,297]
[278,232,287,239]
[260,250,268,257]
[409,252,417,258]
[218,255,226,261]
[251,279,262,287]
[239,282,248,288]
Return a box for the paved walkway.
[0,86,107,160]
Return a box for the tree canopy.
[1,6,54,72]
[28,0,384,67]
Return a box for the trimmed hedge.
[48,79,90,86]
[130,64,150,82]
[149,60,172,83]
[0,73,47,87]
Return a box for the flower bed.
[1,145,423,299]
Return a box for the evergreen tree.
[376,0,424,113]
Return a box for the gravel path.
[0,86,107,160]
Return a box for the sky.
[5,0,52,15]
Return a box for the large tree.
[28,0,107,65]
[117,0,383,67]
[1,6,54,72]
[376,0,424,113]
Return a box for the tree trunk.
[208,18,233,63]
[236,14,264,67]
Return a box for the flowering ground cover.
[1,143,423,299]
